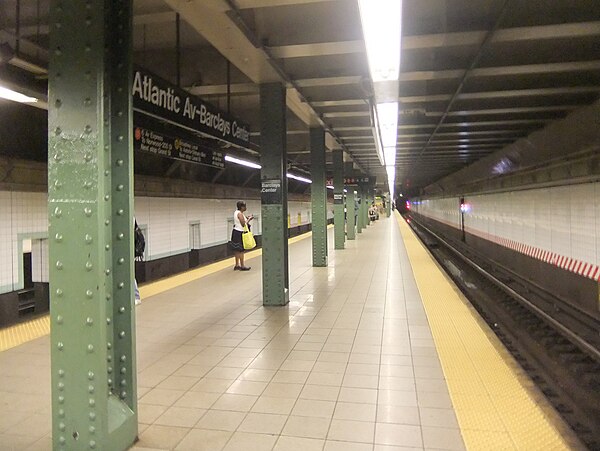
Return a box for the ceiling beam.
[236,0,335,8]
[269,40,363,59]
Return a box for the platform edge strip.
[394,212,574,451]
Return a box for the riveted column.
[332,149,345,249]
[310,128,327,266]
[48,1,137,450]
[386,193,392,217]
[346,189,356,240]
[260,83,289,306]
[356,187,364,233]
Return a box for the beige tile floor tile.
[328,419,375,443]
[416,391,453,409]
[323,440,373,451]
[292,399,336,418]
[419,408,459,429]
[190,377,234,393]
[212,393,258,412]
[222,431,278,451]
[274,435,325,451]
[282,415,331,439]
[272,370,310,384]
[306,371,344,387]
[334,402,377,422]
[262,382,304,398]
[376,405,420,425]
[172,364,212,378]
[154,406,207,428]
[1,433,41,449]
[374,445,423,451]
[238,412,288,434]
[156,376,201,391]
[175,428,232,451]
[375,423,423,448]
[138,424,189,450]
[195,409,246,431]
[138,403,170,425]
[421,427,465,451]
[342,374,379,389]
[174,391,220,409]
[251,396,297,415]
[225,380,268,396]
[205,366,245,380]
[300,384,340,401]
[338,387,378,404]
[140,388,187,407]
[238,368,276,382]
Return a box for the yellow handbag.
[242,224,256,250]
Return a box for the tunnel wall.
[411,182,600,319]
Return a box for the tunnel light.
[358,0,402,83]
[0,85,39,104]
[224,154,261,169]
[287,173,312,183]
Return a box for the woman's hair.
[237,200,246,210]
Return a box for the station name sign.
[132,68,253,150]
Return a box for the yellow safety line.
[0,315,50,352]
[395,212,576,450]
[0,227,324,352]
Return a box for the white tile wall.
[31,239,49,283]
[419,182,600,272]
[569,183,596,264]
[0,191,332,294]
[0,191,48,293]
[551,186,571,258]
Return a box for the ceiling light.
[287,173,311,183]
[224,155,261,169]
[0,86,39,104]
[358,0,402,83]
[376,102,398,148]
[384,147,396,167]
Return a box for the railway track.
[405,214,600,450]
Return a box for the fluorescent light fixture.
[386,165,396,186]
[376,102,398,148]
[326,185,334,190]
[287,173,312,184]
[224,155,261,169]
[0,86,39,104]
[384,147,396,167]
[358,0,402,83]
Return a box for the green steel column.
[332,149,345,249]
[357,189,365,233]
[310,128,327,266]
[386,193,392,217]
[356,188,363,234]
[260,83,289,306]
[360,187,368,229]
[48,1,137,450]
[346,189,356,240]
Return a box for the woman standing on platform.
[230,200,253,271]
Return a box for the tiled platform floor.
[0,214,572,450]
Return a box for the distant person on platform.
[230,200,253,271]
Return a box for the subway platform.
[0,213,583,450]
